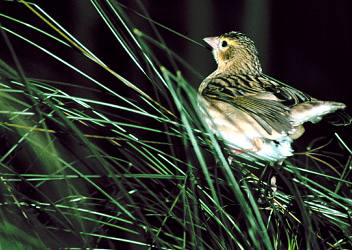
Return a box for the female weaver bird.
[199,31,350,163]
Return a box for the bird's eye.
[221,40,228,48]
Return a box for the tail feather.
[290,101,347,126]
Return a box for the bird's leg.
[270,175,277,193]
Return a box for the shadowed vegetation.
[0,1,351,249]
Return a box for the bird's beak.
[203,36,219,50]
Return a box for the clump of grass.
[0,1,351,249]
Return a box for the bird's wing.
[200,75,293,135]
[257,74,312,106]
[260,74,352,126]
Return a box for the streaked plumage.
[199,31,350,162]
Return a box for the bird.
[198,31,350,163]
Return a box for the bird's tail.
[290,101,349,126]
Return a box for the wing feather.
[201,75,293,134]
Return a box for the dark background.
[0,2,351,247]
[1,0,351,139]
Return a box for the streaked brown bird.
[199,31,350,162]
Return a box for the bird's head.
[203,31,262,74]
